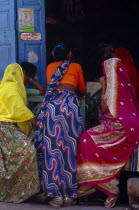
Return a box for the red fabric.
[77,112,132,196]
[77,58,139,197]
[103,58,139,147]
[114,48,139,101]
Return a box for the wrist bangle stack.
[29,79,35,85]
[101,94,105,99]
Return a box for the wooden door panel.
[17,0,46,87]
[0,0,16,79]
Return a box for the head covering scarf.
[45,60,72,100]
[102,58,139,147]
[114,48,139,101]
[51,43,65,55]
[37,60,71,125]
[0,63,34,135]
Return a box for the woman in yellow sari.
[0,63,39,203]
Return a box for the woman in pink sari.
[77,44,139,208]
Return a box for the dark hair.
[51,43,69,61]
[87,42,114,80]
[68,47,81,62]
[20,61,37,78]
[97,43,114,62]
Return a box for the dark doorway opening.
[45,0,139,81]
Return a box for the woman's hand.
[29,117,37,126]
[26,76,46,95]
[99,76,106,94]
[99,76,106,87]
[99,76,109,113]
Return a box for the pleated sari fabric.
[35,60,84,198]
[77,58,139,197]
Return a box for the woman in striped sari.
[35,44,86,208]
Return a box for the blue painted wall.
[0,0,17,80]
[0,0,46,86]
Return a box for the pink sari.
[114,48,139,101]
[77,58,139,196]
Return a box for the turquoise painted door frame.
[17,0,46,87]
[0,0,17,80]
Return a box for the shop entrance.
[45,0,139,82]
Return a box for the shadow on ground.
[23,170,139,207]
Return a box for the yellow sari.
[0,63,34,135]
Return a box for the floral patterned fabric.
[0,121,39,203]
[77,112,134,197]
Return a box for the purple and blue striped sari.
[35,60,83,198]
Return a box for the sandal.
[105,195,119,208]
[78,188,96,198]
[37,191,47,203]
[49,197,63,208]
[63,197,77,206]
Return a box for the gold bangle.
[101,94,105,99]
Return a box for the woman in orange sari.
[77,44,139,208]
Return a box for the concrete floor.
[0,202,129,210]
[0,181,131,210]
